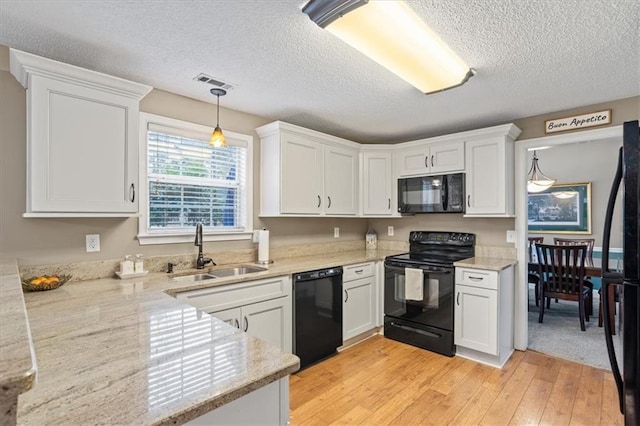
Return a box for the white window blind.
[146,125,247,231]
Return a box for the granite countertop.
[454,256,518,272]
[4,248,401,425]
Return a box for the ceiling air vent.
[194,73,235,90]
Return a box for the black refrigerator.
[602,119,640,425]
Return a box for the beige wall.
[1,42,637,267]
[513,96,639,140]
[369,216,515,248]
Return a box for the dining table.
[528,259,622,334]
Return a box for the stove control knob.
[451,234,458,240]
[463,235,470,242]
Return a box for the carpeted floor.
[527,286,623,370]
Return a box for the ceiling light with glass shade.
[302,0,475,94]
[527,150,556,193]
[209,88,227,148]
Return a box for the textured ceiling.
[0,0,638,143]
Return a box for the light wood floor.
[290,335,623,425]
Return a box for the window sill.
[137,231,253,245]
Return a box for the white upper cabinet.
[361,149,395,216]
[324,144,359,215]
[464,124,521,217]
[10,49,152,217]
[258,121,359,216]
[280,132,324,214]
[396,140,464,177]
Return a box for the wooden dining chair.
[553,238,595,265]
[553,238,595,315]
[528,236,544,306]
[536,243,592,331]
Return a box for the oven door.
[383,262,454,331]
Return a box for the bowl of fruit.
[21,274,72,292]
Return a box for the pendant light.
[527,150,556,193]
[209,88,227,148]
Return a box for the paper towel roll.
[257,230,270,264]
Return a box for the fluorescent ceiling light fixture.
[527,150,556,193]
[302,0,475,94]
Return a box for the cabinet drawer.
[455,268,498,290]
[176,275,290,312]
[344,262,374,281]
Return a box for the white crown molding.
[9,48,152,100]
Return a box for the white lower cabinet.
[175,275,292,353]
[186,378,289,426]
[208,298,291,352]
[343,262,376,341]
[455,284,498,354]
[176,276,293,425]
[454,266,514,368]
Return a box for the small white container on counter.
[120,255,134,275]
[134,254,144,273]
[365,229,377,250]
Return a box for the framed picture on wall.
[527,182,592,234]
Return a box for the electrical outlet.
[506,230,517,243]
[334,227,340,238]
[388,226,394,236]
[86,234,100,252]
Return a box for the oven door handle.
[384,263,452,274]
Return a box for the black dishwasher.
[293,266,343,369]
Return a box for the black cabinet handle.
[431,155,434,167]
[344,289,349,303]
[317,195,321,208]
[457,292,460,305]
[129,183,135,202]
[467,194,471,207]
[243,316,248,332]
[424,156,428,168]
[469,276,483,281]
[328,196,332,208]
[388,198,391,209]
[355,269,363,274]
[234,319,240,329]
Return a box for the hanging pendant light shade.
[209,88,227,148]
[527,150,556,193]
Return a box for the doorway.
[514,126,623,362]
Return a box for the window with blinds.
[138,113,253,244]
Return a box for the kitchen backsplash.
[18,239,515,282]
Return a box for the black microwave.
[397,173,465,214]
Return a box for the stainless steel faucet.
[195,222,215,269]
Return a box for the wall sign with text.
[545,109,612,134]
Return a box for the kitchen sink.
[171,273,218,282]
[209,265,267,277]
[171,265,267,282]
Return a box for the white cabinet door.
[396,146,430,176]
[362,151,394,215]
[280,133,324,214]
[10,49,150,216]
[209,307,241,329]
[454,284,498,355]
[242,297,292,353]
[324,145,358,215]
[465,137,513,216]
[343,276,376,340]
[429,141,465,174]
[28,75,140,214]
